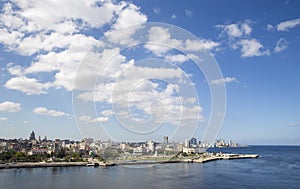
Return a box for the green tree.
[128,149,133,154]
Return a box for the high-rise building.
[29,131,36,141]
[184,139,190,148]
[163,136,168,144]
[190,138,197,146]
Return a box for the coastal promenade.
[0,153,259,169]
[193,153,259,163]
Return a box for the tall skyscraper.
[190,138,197,146]
[29,131,36,141]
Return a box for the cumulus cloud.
[277,18,300,31]
[33,107,70,117]
[216,21,271,58]
[217,22,252,38]
[144,26,219,56]
[79,115,109,123]
[184,39,220,51]
[144,26,181,56]
[165,54,190,63]
[211,77,238,85]
[274,38,288,53]
[0,117,8,121]
[4,76,50,95]
[238,39,270,57]
[112,3,147,29]
[6,64,24,76]
[0,1,205,128]
[76,57,203,126]
[0,0,147,94]
[0,101,21,112]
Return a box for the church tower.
[29,131,36,141]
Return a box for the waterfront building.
[79,141,89,151]
[176,143,184,152]
[183,147,206,154]
[146,141,155,153]
[120,143,129,151]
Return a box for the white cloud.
[0,0,147,94]
[14,0,117,29]
[186,97,197,104]
[185,9,193,17]
[75,56,203,126]
[4,76,50,95]
[7,64,24,76]
[238,39,270,57]
[223,24,243,37]
[0,117,8,121]
[104,25,141,46]
[79,115,109,123]
[184,39,220,51]
[217,22,252,38]
[277,18,300,31]
[0,29,23,50]
[274,38,288,53]
[241,23,252,35]
[153,7,160,15]
[266,24,274,31]
[216,21,272,57]
[211,77,238,85]
[165,54,189,63]
[144,26,181,56]
[145,26,219,56]
[100,110,114,117]
[0,101,21,112]
[0,1,205,127]
[0,1,120,51]
[33,107,70,117]
[289,123,300,127]
[113,3,147,29]
[171,14,176,19]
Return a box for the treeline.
[0,150,85,163]
[0,151,49,162]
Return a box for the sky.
[0,0,300,145]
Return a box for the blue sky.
[0,0,299,145]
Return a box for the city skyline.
[0,0,300,145]
[2,130,242,147]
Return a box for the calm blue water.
[0,146,299,189]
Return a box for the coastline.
[0,162,87,169]
[0,153,259,169]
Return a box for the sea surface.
[1,146,299,189]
